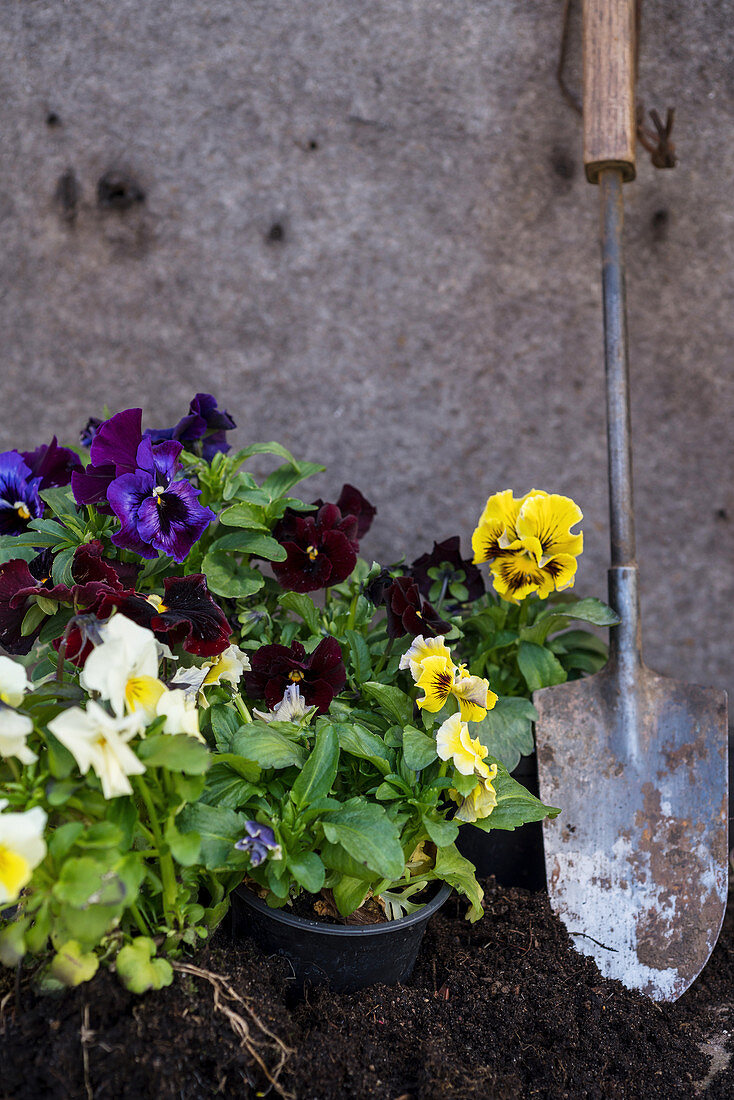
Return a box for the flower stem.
[346,592,358,632]
[129,901,149,937]
[134,776,178,931]
[233,694,251,723]
[373,637,395,677]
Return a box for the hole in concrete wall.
[715,508,728,521]
[651,208,670,242]
[551,148,576,181]
[46,111,61,127]
[97,170,146,211]
[54,168,79,223]
[267,222,285,243]
[308,139,319,151]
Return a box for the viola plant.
[0,394,616,993]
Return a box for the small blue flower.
[0,452,43,536]
[234,821,282,867]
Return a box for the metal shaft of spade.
[600,167,642,766]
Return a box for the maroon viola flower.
[145,574,231,657]
[335,484,376,540]
[0,554,72,655]
[383,576,450,640]
[244,637,346,716]
[272,504,359,593]
[409,536,485,604]
[20,437,82,491]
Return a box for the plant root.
[172,961,294,1099]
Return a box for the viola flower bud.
[235,821,282,867]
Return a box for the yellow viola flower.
[435,712,491,777]
[450,772,499,823]
[415,655,493,722]
[471,489,524,565]
[0,806,47,904]
[398,634,452,681]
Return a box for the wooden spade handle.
[583,0,637,183]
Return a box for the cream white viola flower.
[436,712,491,778]
[80,614,164,720]
[451,773,499,823]
[0,805,47,904]
[253,683,312,724]
[155,688,203,741]
[0,656,32,708]
[47,702,146,799]
[171,645,250,708]
[0,708,37,765]
[399,635,452,681]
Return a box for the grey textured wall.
[1,1,732,704]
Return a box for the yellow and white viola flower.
[0,709,37,765]
[399,635,452,681]
[201,645,250,689]
[80,614,165,720]
[415,655,494,723]
[155,688,203,741]
[435,712,491,777]
[0,805,47,904]
[0,656,31,708]
[47,702,146,799]
[450,772,499,823]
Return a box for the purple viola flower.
[72,408,143,508]
[235,821,282,867]
[0,452,44,535]
[107,437,215,562]
[21,436,82,490]
[79,417,103,448]
[147,394,236,462]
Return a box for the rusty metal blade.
[534,664,728,1001]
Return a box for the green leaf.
[20,602,46,637]
[420,813,459,847]
[75,823,123,849]
[288,851,325,893]
[51,546,76,587]
[52,857,116,908]
[177,803,248,870]
[277,591,321,634]
[470,697,537,772]
[200,550,265,599]
[345,629,372,682]
[322,800,404,880]
[517,642,567,692]
[136,733,210,774]
[402,726,438,771]
[261,460,325,498]
[522,598,620,644]
[333,875,371,917]
[116,938,174,994]
[218,502,270,530]
[472,757,560,833]
[327,721,392,774]
[433,843,483,921]
[361,681,413,726]
[50,941,99,987]
[201,762,260,808]
[290,725,339,808]
[39,486,79,517]
[230,723,306,769]
[49,822,85,862]
[207,530,287,561]
[165,820,201,866]
[320,840,379,881]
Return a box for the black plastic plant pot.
[456,752,547,892]
[230,881,452,993]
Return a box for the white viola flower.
[0,805,47,904]
[170,664,209,702]
[253,684,311,724]
[0,709,37,765]
[47,702,146,799]
[0,656,32,708]
[155,688,203,741]
[80,614,164,719]
[201,645,251,689]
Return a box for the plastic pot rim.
[233,880,453,938]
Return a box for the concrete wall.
[1,0,732,705]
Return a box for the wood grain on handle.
[583,0,637,183]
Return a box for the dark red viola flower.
[364,567,400,607]
[272,504,358,593]
[383,576,450,640]
[20,436,82,491]
[335,484,376,540]
[409,536,485,604]
[244,636,345,716]
[71,540,140,590]
[145,574,231,657]
[0,554,72,655]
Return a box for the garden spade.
[533,0,729,1002]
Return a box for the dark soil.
[1,875,732,1100]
